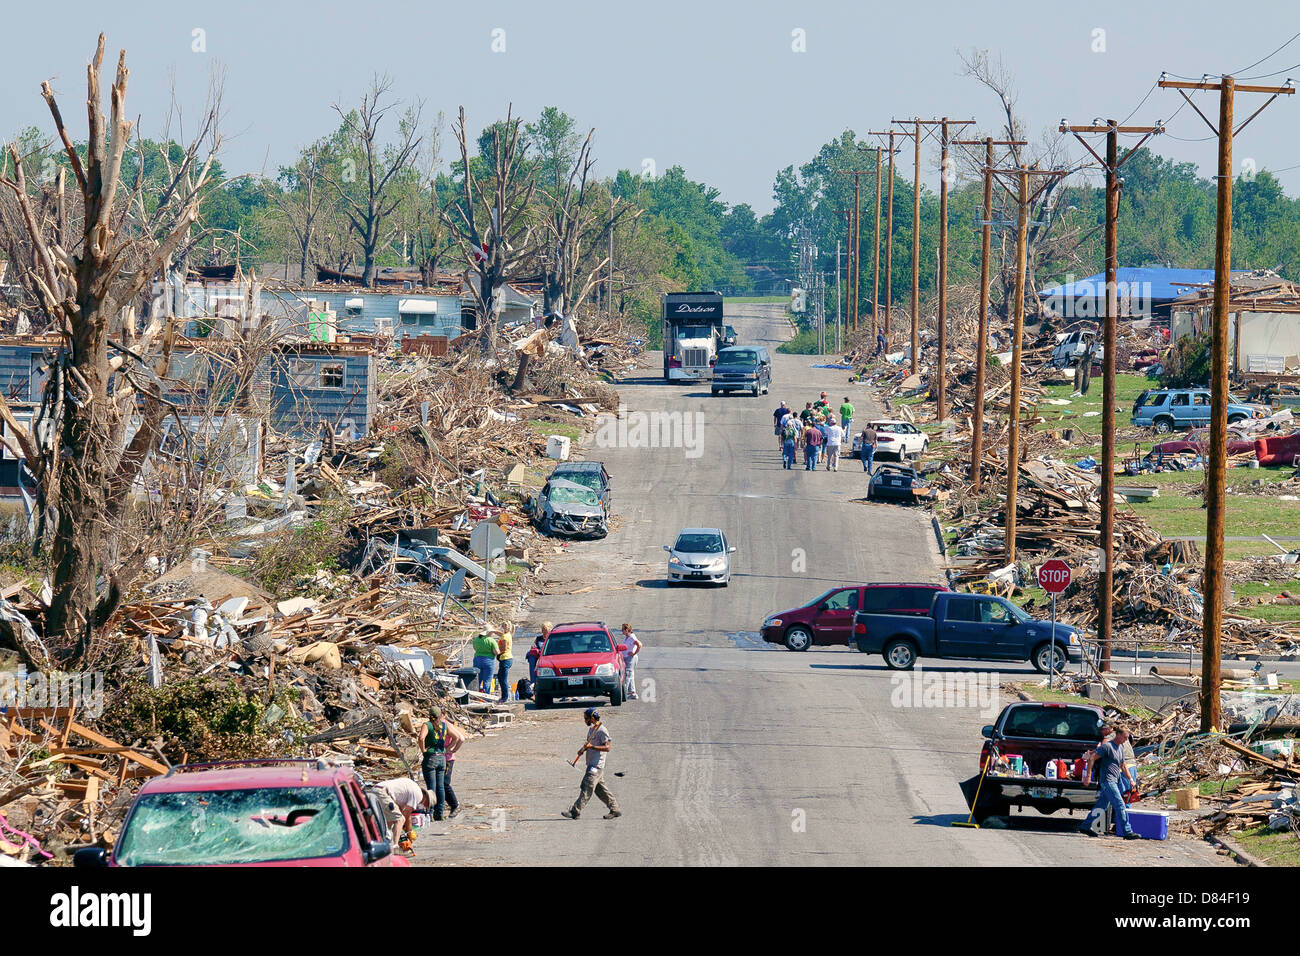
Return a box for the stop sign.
[1038,559,1072,594]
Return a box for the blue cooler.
[1127,810,1169,840]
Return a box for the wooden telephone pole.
[892,120,924,373]
[987,164,1068,564]
[1059,120,1163,674]
[867,130,900,337]
[1157,73,1294,733]
[836,151,881,336]
[953,136,1026,493]
[871,147,882,338]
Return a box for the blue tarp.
[1039,267,1250,302]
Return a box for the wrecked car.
[867,464,935,504]
[547,460,612,511]
[533,477,609,538]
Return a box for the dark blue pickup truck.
[852,591,1083,672]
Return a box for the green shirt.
[473,633,499,657]
[840,402,854,421]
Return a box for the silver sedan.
[664,528,735,586]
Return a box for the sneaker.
[561,809,579,819]
[447,806,461,819]
[604,810,622,819]
[1123,831,1142,840]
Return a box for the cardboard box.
[1173,787,1200,811]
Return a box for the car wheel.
[784,626,813,652]
[534,693,551,710]
[610,684,623,706]
[1153,416,1174,434]
[711,388,719,395]
[883,639,918,670]
[1033,642,1067,675]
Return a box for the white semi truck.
[662,292,724,382]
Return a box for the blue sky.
[4,0,1300,212]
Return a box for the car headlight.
[593,663,615,677]
[708,558,727,570]
[1068,633,1079,645]
[536,667,554,677]
[668,557,684,568]
[764,617,782,628]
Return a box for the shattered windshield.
[115,786,347,865]
[554,472,604,492]
[548,483,600,507]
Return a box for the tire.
[1153,416,1174,435]
[883,639,918,670]
[975,802,1011,824]
[784,626,813,652]
[711,388,719,396]
[1033,642,1067,675]
[534,693,552,710]
[752,386,760,397]
[610,684,623,707]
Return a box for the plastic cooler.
[1127,810,1169,840]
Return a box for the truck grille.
[559,666,591,676]
[683,348,708,368]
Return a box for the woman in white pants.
[620,623,643,700]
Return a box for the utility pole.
[871,146,882,339]
[836,239,842,350]
[867,130,901,338]
[837,158,880,335]
[891,119,924,374]
[1059,120,1162,674]
[608,192,615,322]
[988,164,1068,564]
[953,136,1026,493]
[1158,73,1294,733]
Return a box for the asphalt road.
[416,303,1227,867]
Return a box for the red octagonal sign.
[1038,559,1072,594]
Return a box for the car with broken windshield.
[547,460,612,510]
[533,476,609,538]
[74,759,406,868]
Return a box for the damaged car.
[867,464,936,504]
[533,477,609,538]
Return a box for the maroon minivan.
[761,582,948,651]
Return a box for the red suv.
[533,622,629,709]
[762,582,948,651]
[74,759,409,868]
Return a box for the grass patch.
[1234,825,1300,866]
[776,328,824,355]
[526,419,582,442]
[1032,373,1151,437]
[1229,581,1300,624]
[725,294,789,304]
[1122,476,1300,540]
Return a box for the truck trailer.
[662,292,724,382]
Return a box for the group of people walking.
[773,393,878,474]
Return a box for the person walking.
[839,396,854,435]
[858,423,878,474]
[772,400,790,450]
[800,401,815,425]
[825,415,844,472]
[496,625,513,703]
[1080,727,1140,839]
[876,331,886,355]
[417,706,465,822]
[472,628,500,694]
[526,622,552,684]
[815,416,831,470]
[441,715,464,819]
[561,708,621,820]
[619,623,642,700]
[802,420,823,470]
[780,415,800,469]
[814,391,830,416]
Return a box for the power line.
[1233,29,1300,76]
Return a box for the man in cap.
[561,708,621,820]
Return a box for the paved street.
[416,303,1228,867]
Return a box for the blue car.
[1131,388,1262,434]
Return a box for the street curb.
[1205,831,1266,867]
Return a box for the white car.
[855,420,928,461]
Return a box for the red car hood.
[538,653,616,669]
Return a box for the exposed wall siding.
[268,352,376,439]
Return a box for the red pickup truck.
[761,582,947,651]
[74,759,409,867]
